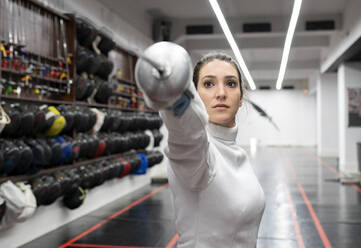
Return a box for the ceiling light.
[208,0,256,90]
[276,0,302,90]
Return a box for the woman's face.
[197,59,242,127]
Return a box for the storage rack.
[0,0,159,185]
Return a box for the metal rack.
[0,150,139,184]
[0,0,159,185]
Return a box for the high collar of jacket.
[206,121,238,142]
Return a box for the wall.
[40,0,153,51]
[316,73,338,157]
[0,1,155,247]
[337,63,361,174]
[237,90,317,146]
[343,0,361,35]
[321,0,361,73]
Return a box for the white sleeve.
[159,83,214,191]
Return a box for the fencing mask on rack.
[76,17,98,47]
[0,181,27,229]
[0,103,11,135]
[14,182,36,222]
[1,103,21,137]
[44,106,66,137]
[63,187,86,210]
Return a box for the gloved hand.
[169,89,194,116]
[142,80,198,117]
[143,89,193,117]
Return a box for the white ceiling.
[100,0,348,18]
[99,0,350,90]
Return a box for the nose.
[215,84,226,100]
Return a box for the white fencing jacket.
[159,84,265,248]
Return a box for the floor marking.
[298,183,332,248]
[317,157,361,194]
[278,149,333,247]
[69,244,161,248]
[283,183,306,248]
[276,153,305,248]
[59,184,169,248]
[165,234,179,248]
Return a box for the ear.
[239,98,243,107]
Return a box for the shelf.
[0,68,68,84]
[117,78,135,86]
[0,95,73,105]
[27,51,65,63]
[113,91,144,100]
[74,101,142,111]
[0,45,65,63]
[0,150,137,184]
[73,101,153,112]
[0,95,154,113]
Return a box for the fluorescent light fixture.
[276,0,302,90]
[208,0,256,90]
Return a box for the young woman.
[157,52,266,247]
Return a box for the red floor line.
[276,161,286,179]
[317,158,341,177]
[284,155,297,179]
[69,244,161,248]
[317,157,361,194]
[165,234,179,248]
[276,153,305,248]
[278,149,333,248]
[298,183,332,248]
[350,184,361,194]
[283,183,306,248]
[58,183,169,248]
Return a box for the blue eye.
[227,81,237,87]
[204,81,214,88]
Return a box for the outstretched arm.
[135,42,213,190]
[159,83,214,190]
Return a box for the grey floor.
[22,147,361,248]
[254,147,361,248]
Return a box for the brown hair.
[193,52,245,99]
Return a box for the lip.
[213,104,229,109]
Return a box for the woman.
[156,52,266,247]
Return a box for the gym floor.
[21,147,361,248]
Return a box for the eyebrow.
[201,75,238,80]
